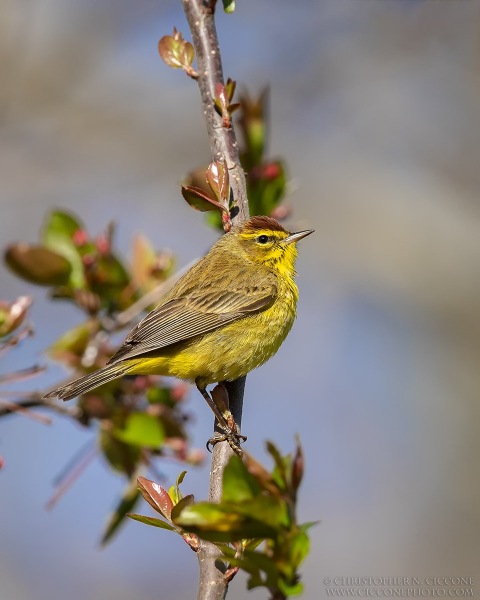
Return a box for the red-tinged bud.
[96,235,110,255]
[225,566,239,583]
[171,382,188,402]
[222,211,232,232]
[82,254,95,267]
[263,162,281,180]
[72,229,89,246]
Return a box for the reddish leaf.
[0,296,31,337]
[214,82,228,111]
[225,77,236,102]
[181,185,228,215]
[158,29,197,78]
[137,476,174,520]
[227,102,241,114]
[291,440,304,495]
[214,82,233,126]
[206,161,230,205]
[211,384,229,414]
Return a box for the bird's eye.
[257,235,269,244]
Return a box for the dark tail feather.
[43,363,127,401]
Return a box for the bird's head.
[235,216,313,274]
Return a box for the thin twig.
[181,2,249,599]
[46,442,98,510]
[0,398,52,424]
[182,0,249,223]
[0,395,81,419]
[0,324,34,357]
[0,364,45,385]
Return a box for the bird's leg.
[195,380,246,455]
[211,383,246,441]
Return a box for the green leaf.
[229,550,279,590]
[244,452,281,497]
[90,252,130,307]
[146,386,174,407]
[247,160,286,217]
[169,470,187,504]
[99,429,141,476]
[288,529,310,569]
[44,209,82,238]
[173,502,278,542]
[42,210,86,288]
[101,478,141,545]
[265,441,290,490]
[113,413,165,449]
[48,321,97,366]
[233,495,289,531]
[222,0,235,13]
[299,520,320,533]
[222,455,261,503]
[238,89,268,168]
[5,244,72,286]
[170,493,195,521]
[205,211,223,231]
[278,577,304,597]
[128,513,176,532]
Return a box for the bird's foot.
[206,429,247,456]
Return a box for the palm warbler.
[44,216,313,442]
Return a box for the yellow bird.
[44,216,313,443]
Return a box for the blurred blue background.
[1,1,479,598]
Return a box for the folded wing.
[107,268,277,364]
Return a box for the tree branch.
[182,0,249,224]
[181,1,249,599]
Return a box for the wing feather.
[107,267,277,364]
